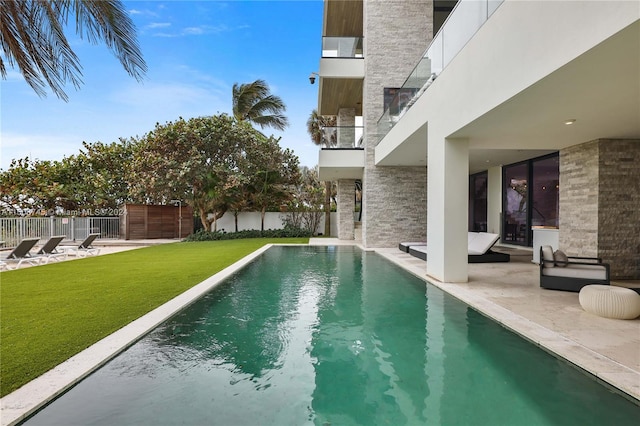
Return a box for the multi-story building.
[314,0,640,283]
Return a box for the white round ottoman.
[579,285,640,320]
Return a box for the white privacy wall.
[210,212,341,237]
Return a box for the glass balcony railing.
[376,0,504,144]
[322,37,364,58]
[319,126,364,149]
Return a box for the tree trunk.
[261,206,266,231]
[199,206,213,231]
[234,211,239,232]
[324,180,331,236]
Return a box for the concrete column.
[427,135,469,283]
[337,179,356,240]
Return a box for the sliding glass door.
[503,162,529,244]
[502,154,559,246]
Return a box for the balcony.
[317,37,364,116]
[376,0,504,144]
[317,126,365,180]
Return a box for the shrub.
[184,227,312,242]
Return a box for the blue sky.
[1,0,323,171]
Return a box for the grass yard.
[0,238,307,397]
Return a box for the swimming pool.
[22,246,639,425]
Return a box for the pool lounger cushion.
[399,242,426,253]
[406,233,510,263]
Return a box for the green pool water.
[23,246,639,425]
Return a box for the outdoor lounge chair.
[467,232,510,263]
[36,235,67,263]
[0,238,41,270]
[407,232,510,263]
[59,233,101,257]
[398,241,426,253]
[539,245,609,292]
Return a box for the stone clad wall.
[559,141,599,258]
[598,140,640,279]
[337,179,356,240]
[362,0,432,247]
[560,139,640,279]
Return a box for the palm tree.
[1,0,147,101]
[307,109,337,237]
[232,79,289,131]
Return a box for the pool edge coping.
[0,243,280,426]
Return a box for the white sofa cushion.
[542,264,607,280]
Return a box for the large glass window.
[502,154,559,246]
[531,155,559,228]
[503,162,529,244]
[469,172,487,232]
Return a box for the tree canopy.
[129,114,299,230]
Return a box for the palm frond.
[0,0,146,101]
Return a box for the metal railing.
[0,217,120,248]
[376,0,504,144]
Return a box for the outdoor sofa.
[539,245,610,292]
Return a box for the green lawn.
[0,238,307,397]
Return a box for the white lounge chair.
[36,235,68,263]
[407,232,510,263]
[0,238,42,269]
[59,233,101,257]
[467,232,510,263]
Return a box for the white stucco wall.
[210,212,340,237]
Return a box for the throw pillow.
[554,249,568,267]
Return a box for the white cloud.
[152,24,229,38]
[146,22,171,29]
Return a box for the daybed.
[467,232,510,263]
[539,245,609,292]
[404,232,510,263]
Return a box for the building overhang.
[317,58,364,116]
[318,149,365,180]
[375,3,640,174]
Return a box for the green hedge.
[184,227,313,241]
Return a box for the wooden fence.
[120,204,193,240]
